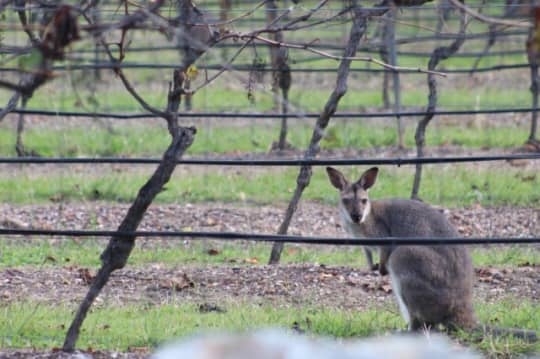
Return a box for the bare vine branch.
[269,2,377,264]
[15,0,40,46]
[527,8,540,145]
[62,0,216,351]
[268,0,437,263]
[246,34,447,76]
[411,6,467,200]
[0,92,21,123]
[447,0,531,28]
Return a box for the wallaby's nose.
[351,213,361,223]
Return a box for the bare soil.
[0,201,538,238]
[1,262,539,309]
[0,202,538,307]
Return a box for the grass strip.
[0,301,537,356]
[0,165,537,206]
[1,238,538,269]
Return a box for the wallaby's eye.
[361,198,368,205]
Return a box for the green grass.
[1,300,538,356]
[463,302,540,357]
[0,83,532,113]
[0,121,531,157]
[1,238,537,269]
[0,302,400,351]
[0,165,538,206]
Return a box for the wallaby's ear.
[357,167,379,190]
[326,167,348,191]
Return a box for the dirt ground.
[1,202,538,308]
[1,201,538,239]
[1,261,539,309]
[0,202,539,358]
[0,260,538,359]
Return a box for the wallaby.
[326,166,537,341]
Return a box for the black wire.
[0,154,538,166]
[0,62,530,74]
[0,228,538,245]
[1,107,538,119]
[2,45,525,58]
[0,45,528,59]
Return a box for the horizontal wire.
[0,62,530,74]
[0,28,527,45]
[0,154,538,166]
[65,47,535,59]
[1,107,538,120]
[0,228,538,245]
[2,3,534,12]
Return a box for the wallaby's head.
[326,167,379,224]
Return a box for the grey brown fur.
[326,166,537,341]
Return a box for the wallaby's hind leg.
[363,247,375,270]
[378,247,391,276]
[388,266,411,327]
[388,247,459,330]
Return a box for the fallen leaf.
[5,269,24,276]
[520,174,536,182]
[78,268,96,285]
[160,273,194,291]
[207,248,221,256]
[243,257,259,264]
[319,273,334,280]
[287,248,299,256]
[0,217,30,229]
[49,193,65,202]
[128,346,150,353]
[361,282,377,292]
[346,276,362,286]
[198,303,226,313]
[45,255,57,263]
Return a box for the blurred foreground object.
[152,329,478,359]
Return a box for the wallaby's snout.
[347,198,364,224]
[350,212,361,224]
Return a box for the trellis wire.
[0,153,538,166]
[2,45,527,58]
[0,62,531,74]
[0,228,538,246]
[1,107,538,119]
[2,3,534,12]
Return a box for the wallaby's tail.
[474,325,538,343]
